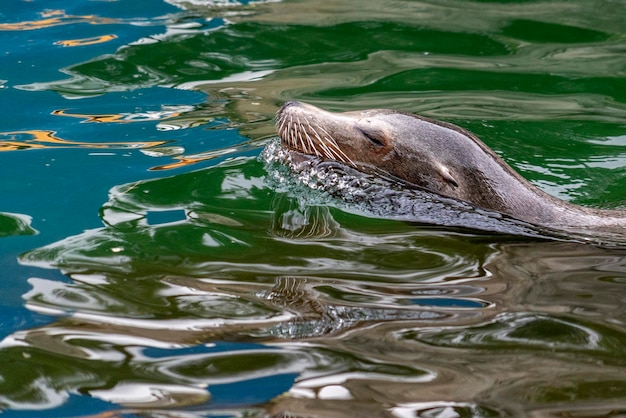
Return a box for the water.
[1,0,626,416]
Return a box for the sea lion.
[276,101,626,238]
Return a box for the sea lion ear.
[438,164,459,188]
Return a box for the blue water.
[1,1,229,292]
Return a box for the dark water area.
[1,0,626,416]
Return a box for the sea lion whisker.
[305,121,343,162]
[306,123,337,160]
[307,121,353,164]
[324,137,354,166]
[298,121,315,156]
[289,131,297,149]
[275,110,284,128]
[300,121,319,157]
[291,115,303,151]
[296,120,317,155]
[307,121,326,147]
[315,125,334,141]
[302,123,326,158]
[317,133,354,165]
[311,124,354,164]
[296,127,308,154]
[288,122,297,149]
[317,137,337,160]
[287,115,294,147]
[283,124,291,147]
[278,115,288,136]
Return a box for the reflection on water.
[0,212,37,238]
[2,0,626,416]
[10,155,626,415]
[0,129,166,152]
[54,34,118,47]
[51,107,193,124]
[0,9,118,31]
[0,104,242,169]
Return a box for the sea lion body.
[276,101,626,237]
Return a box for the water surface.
[1,0,626,416]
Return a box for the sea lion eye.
[358,127,385,147]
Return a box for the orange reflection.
[150,156,211,171]
[0,10,117,31]
[55,35,118,47]
[149,142,260,171]
[52,109,185,123]
[0,130,166,151]
[149,148,242,171]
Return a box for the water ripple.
[4,0,626,415]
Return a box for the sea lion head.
[276,101,508,204]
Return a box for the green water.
[1,0,626,416]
